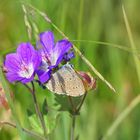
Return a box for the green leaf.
[27,109,35,117]
[54,94,81,113]
[41,97,60,135]
[28,101,59,135]
[0,56,26,140]
[44,112,59,134]
[75,135,79,140]
[28,114,43,134]
[42,98,48,115]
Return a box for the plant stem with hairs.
[24,82,47,139]
[76,93,87,113]
[102,94,140,140]
[70,115,76,140]
[69,93,87,140]
[24,3,116,93]
[0,121,46,140]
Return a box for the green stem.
[0,57,25,140]
[70,115,76,140]
[76,92,87,113]
[122,6,140,84]
[0,121,46,140]
[102,94,140,140]
[68,93,87,140]
[22,4,32,41]
[68,96,76,114]
[76,0,84,67]
[31,82,47,138]
[24,3,116,93]
[24,82,47,139]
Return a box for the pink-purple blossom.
[36,31,73,83]
[4,43,41,83]
[4,31,74,84]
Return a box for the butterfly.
[45,64,96,97]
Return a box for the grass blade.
[0,56,26,140]
[71,39,140,55]
[102,94,140,140]
[22,4,32,41]
[24,3,116,93]
[102,5,140,140]
[122,5,140,83]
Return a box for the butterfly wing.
[45,64,86,97]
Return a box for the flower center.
[41,53,51,65]
[18,63,34,78]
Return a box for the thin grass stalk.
[76,0,84,67]
[70,115,76,140]
[60,2,69,140]
[60,1,67,31]
[101,7,140,140]
[68,96,77,114]
[0,56,26,140]
[22,4,32,41]
[21,6,47,138]
[67,97,76,140]
[77,0,84,41]
[102,94,140,140]
[69,93,87,140]
[2,38,140,56]
[76,93,87,113]
[24,3,116,93]
[0,121,46,140]
[24,82,47,138]
[122,5,140,83]
[31,82,47,137]
[71,40,140,55]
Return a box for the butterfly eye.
[69,64,74,68]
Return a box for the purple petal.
[4,53,21,72]
[6,72,23,83]
[51,39,73,66]
[4,53,28,83]
[20,75,34,84]
[37,49,50,66]
[4,43,40,83]
[36,69,51,83]
[31,50,41,70]
[39,31,55,54]
[17,42,36,64]
[63,51,75,61]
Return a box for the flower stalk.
[31,82,47,137]
[76,93,87,113]
[0,121,46,140]
[69,93,87,140]
[24,82,47,139]
[70,115,76,140]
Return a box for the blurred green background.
[0,0,140,140]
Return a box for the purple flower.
[63,51,75,61]
[4,43,41,83]
[36,31,73,83]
